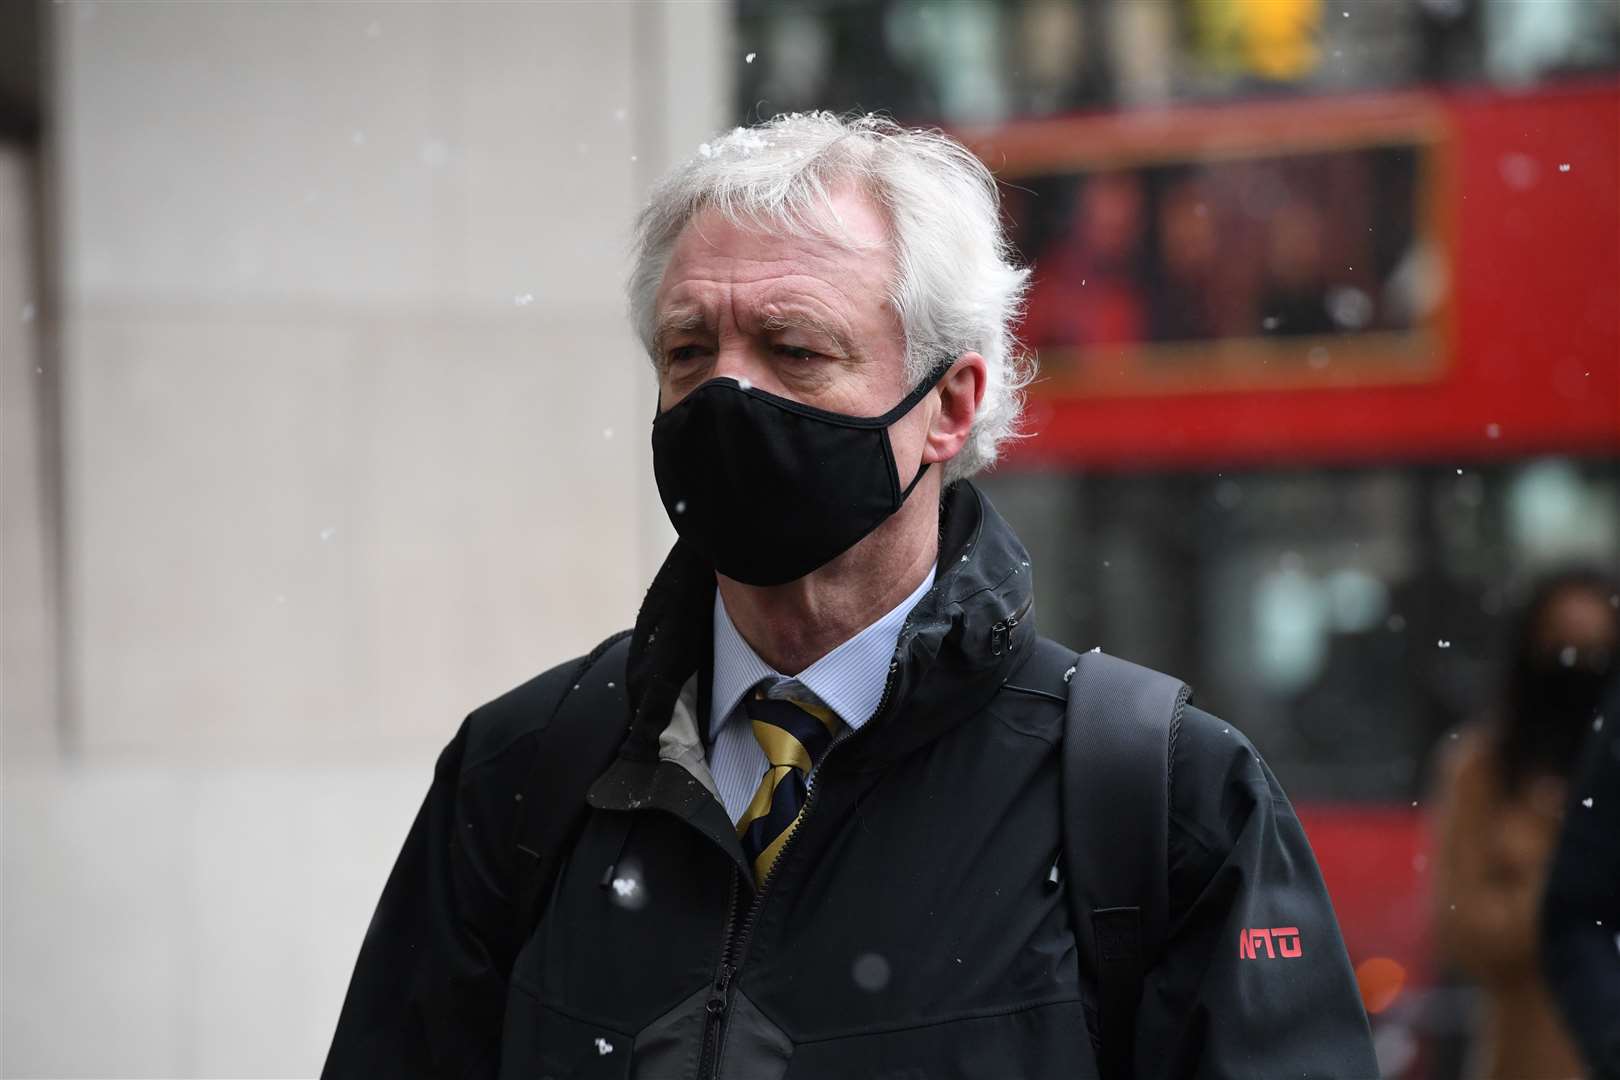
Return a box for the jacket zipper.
[697,638,910,1080]
[989,595,1033,656]
[698,871,741,1079]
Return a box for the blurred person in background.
[1256,198,1336,337]
[322,112,1376,1079]
[1020,170,1148,348]
[1541,653,1620,1078]
[1430,567,1620,1080]
[1149,172,1221,343]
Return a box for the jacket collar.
[616,480,1037,774]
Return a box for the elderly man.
[324,114,1377,1079]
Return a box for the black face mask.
[1512,659,1615,777]
[650,361,951,587]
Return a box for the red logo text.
[1239,926,1303,959]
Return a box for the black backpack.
[509,632,1189,1080]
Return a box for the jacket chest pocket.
[500,983,633,1080]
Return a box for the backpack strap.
[1061,649,1191,1080]
[511,630,635,938]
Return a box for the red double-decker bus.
[735,6,1617,1068]
[969,78,1616,1063]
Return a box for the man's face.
[651,185,915,429]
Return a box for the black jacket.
[1540,674,1620,1078]
[323,481,1377,1079]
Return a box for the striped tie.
[736,686,840,885]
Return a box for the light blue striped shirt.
[707,566,938,824]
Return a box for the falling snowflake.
[21,302,36,323]
[319,527,337,542]
[737,377,752,390]
[852,953,891,992]
[594,1037,615,1055]
[603,427,614,439]
[514,293,534,306]
[1560,645,1578,667]
[745,52,757,63]
[1582,797,1595,808]
[1486,423,1501,439]
[1558,163,1572,173]
[419,139,449,167]
[1437,639,1451,648]
[674,500,687,514]
[612,878,638,899]
[1262,315,1280,330]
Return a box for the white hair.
[626,111,1035,485]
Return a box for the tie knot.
[743,686,840,772]
[735,685,842,884]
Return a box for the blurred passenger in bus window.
[1020,171,1147,348]
[1430,567,1619,1080]
[1151,174,1221,342]
[1258,199,1335,336]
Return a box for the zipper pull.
[990,620,1007,656]
[707,963,733,1017]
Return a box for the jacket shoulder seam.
[457,630,631,778]
[984,696,1065,747]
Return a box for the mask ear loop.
[899,459,932,501]
[889,356,957,503]
[874,356,957,427]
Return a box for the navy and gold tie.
[736,687,841,884]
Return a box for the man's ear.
[922,353,987,466]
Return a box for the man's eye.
[775,345,818,361]
[665,345,704,366]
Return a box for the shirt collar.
[709,565,937,742]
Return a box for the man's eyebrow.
[760,311,856,355]
[651,310,710,355]
[652,308,859,357]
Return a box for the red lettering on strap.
[1239,926,1304,959]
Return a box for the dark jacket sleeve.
[1539,676,1620,1077]
[321,665,575,1080]
[1136,706,1379,1080]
